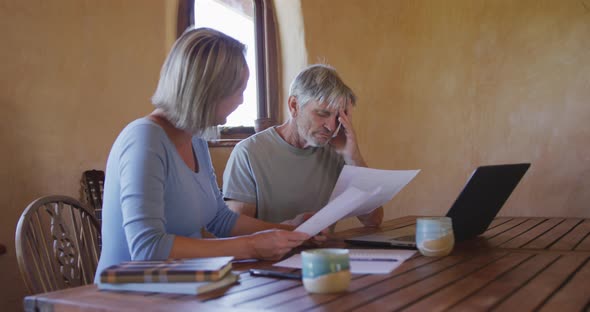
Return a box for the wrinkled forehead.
[318,96,350,111]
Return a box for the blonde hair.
[151,28,247,135]
[289,64,356,110]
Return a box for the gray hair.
[151,27,247,135]
[288,64,356,110]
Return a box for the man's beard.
[304,131,332,148]
[296,120,331,148]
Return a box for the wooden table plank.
[492,253,589,311]
[349,252,508,311]
[236,255,437,310]
[538,256,590,312]
[499,218,564,249]
[575,234,590,251]
[300,255,471,312]
[550,219,590,251]
[487,217,513,230]
[484,218,546,247]
[521,218,581,250]
[481,218,530,238]
[22,217,590,312]
[402,252,533,312]
[195,271,279,302]
[450,253,560,311]
[269,255,439,311]
[209,278,301,308]
[27,285,243,312]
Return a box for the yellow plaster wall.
[0,0,174,309]
[298,0,590,229]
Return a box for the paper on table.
[295,186,377,236]
[274,249,416,274]
[331,166,420,218]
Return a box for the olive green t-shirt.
[222,127,344,223]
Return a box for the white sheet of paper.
[331,166,420,218]
[294,166,419,236]
[273,249,416,274]
[295,186,376,236]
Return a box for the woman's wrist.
[243,235,258,259]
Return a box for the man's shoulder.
[234,127,278,150]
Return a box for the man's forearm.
[345,154,367,167]
[343,147,367,167]
[230,214,294,236]
[226,200,257,217]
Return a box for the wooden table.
[24,217,590,311]
[0,243,6,255]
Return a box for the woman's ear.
[288,96,299,117]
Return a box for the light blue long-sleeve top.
[94,118,239,283]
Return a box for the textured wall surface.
[298,0,590,230]
[0,0,171,309]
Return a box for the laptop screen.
[446,163,530,241]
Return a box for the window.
[178,0,279,144]
[195,0,257,128]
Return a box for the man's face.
[295,99,341,148]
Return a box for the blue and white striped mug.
[301,248,351,293]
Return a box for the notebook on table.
[345,163,530,248]
[99,256,234,283]
[97,272,239,295]
[98,256,237,295]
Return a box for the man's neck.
[275,120,308,149]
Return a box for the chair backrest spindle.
[15,195,101,294]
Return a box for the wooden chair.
[15,195,101,294]
[80,169,105,224]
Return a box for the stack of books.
[97,256,238,295]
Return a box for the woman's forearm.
[169,225,309,261]
[169,235,254,259]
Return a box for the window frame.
[178,0,279,146]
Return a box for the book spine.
[100,272,221,284]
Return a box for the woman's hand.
[280,212,331,246]
[247,230,310,260]
[304,231,330,247]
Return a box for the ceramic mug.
[416,217,455,257]
[301,248,351,294]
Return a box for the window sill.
[208,126,255,147]
[208,139,242,148]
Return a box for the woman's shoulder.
[112,118,171,152]
[120,117,163,134]
[117,118,167,140]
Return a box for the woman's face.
[215,67,249,125]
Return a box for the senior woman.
[94,28,309,282]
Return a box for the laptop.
[344,163,531,248]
